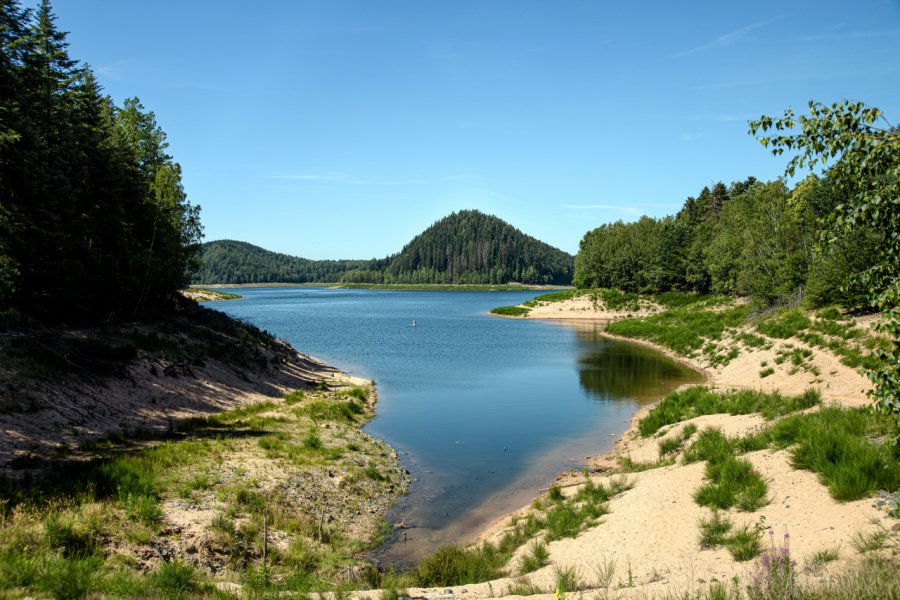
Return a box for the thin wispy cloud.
[797,29,900,42]
[265,174,474,186]
[561,204,640,215]
[672,17,784,58]
[692,114,751,123]
[95,63,125,81]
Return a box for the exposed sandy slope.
[392,297,897,600]
[520,295,660,321]
[0,315,362,471]
[180,287,241,302]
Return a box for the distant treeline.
[195,210,574,285]
[574,175,880,308]
[0,1,201,321]
[193,241,370,285]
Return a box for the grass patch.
[759,367,775,378]
[490,305,531,317]
[591,556,618,589]
[594,289,642,312]
[816,307,845,321]
[607,305,748,357]
[737,332,767,348]
[756,309,811,339]
[412,543,508,586]
[682,427,769,512]
[695,454,768,512]
[639,387,820,436]
[771,408,900,501]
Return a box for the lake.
[203,286,702,565]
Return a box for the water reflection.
[567,321,704,403]
[375,320,704,567]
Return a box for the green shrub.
[756,309,811,339]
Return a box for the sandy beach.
[391,295,899,600]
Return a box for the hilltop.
[194,210,574,286]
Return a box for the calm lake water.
[204,287,702,565]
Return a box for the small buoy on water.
[412,320,417,328]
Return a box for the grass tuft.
[553,564,584,594]
[639,387,820,436]
[518,541,549,574]
[698,511,732,549]
[725,523,763,561]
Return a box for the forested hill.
[363,210,574,285]
[192,241,371,285]
[194,211,574,285]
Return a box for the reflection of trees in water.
[573,325,702,403]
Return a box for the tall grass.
[607,305,748,357]
[770,408,900,501]
[413,543,508,586]
[755,309,811,339]
[695,455,768,512]
[639,387,820,436]
[658,423,698,456]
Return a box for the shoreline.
[198,282,571,292]
[473,318,709,544]
[431,295,894,600]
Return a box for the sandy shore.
[0,311,364,470]
[391,295,898,600]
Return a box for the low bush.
[490,305,530,317]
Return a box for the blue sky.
[46,0,900,259]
